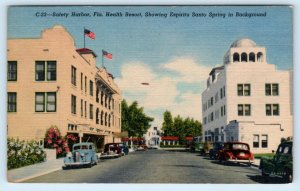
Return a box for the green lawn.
[254,153,275,159]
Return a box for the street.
[25,149,265,183]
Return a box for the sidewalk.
[252,158,260,168]
[7,158,64,183]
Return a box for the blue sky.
[7,6,293,126]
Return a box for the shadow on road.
[210,160,251,168]
[246,175,286,184]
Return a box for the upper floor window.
[7,92,17,112]
[71,95,76,114]
[36,61,56,81]
[35,92,56,112]
[71,66,76,86]
[237,84,251,96]
[238,104,251,116]
[90,80,93,96]
[8,61,17,81]
[265,83,279,96]
[266,104,280,116]
[90,104,93,119]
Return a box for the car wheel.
[261,169,269,183]
[284,171,293,183]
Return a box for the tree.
[121,99,154,137]
[161,111,202,144]
[161,110,173,136]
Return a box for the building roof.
[209,66,224,76]
[76,48,97,57]
[230,38,257,48]
[161,136,179,141]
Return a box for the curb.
[9,166,62,183]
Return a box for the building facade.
[7,25,122,149]
[144,126,160,147]
[201,38,293,153]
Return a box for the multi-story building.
[7,25,122,149]
[201,38,293,153]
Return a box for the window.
[244,104,251,116]
[96,108,99,124]
[238,104,251,116]
[265,83,279,96]
[237,84,243,96]
[101,111,104,125]
[237,84,251,96]
[84,101,87,118]
[249,52,255,62]
[238,104,244,116]
[81,73,83,90]
[71,95,76,114]
[46,92,56,112]
[36,61,56,81]
[71,66,76,86]
[210,97,214,106]
[241,52,248,62]
[89,104,93,119]
[47,61,56,81]
[85,76,87,93]
[220,87,223,99]
[210,112,214,122]
[35,92,56,112]
[35,93,45,112]
[273,104,280,115]
[7,92,17,112]
[80,99,83,117]
[266,104,280,116]
[261,135,268,148]
[90,81,93,96]
[233,53,240,62]
[7,61,17,81]
[36,61,45,81]
[253,135,259,148]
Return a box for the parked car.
[136,145,147,151]
[199,141,212,156]
[117,143,129,155]
[63,142,98,169]
[209,142,224,160]
[260,140,293,183]
[218,142,254,166]
[103,143,122,155]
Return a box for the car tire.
[261,169,269,183]
[284,171,293,183]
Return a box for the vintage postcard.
[6,5,293,184]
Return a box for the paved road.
[26,149,264,183]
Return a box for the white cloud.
[162,57,211,83]
[115,57,213,128]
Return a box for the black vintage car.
[259,140,293,183]
[209,142,224,160]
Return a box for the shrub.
[44,126,69,158]
[7,138,46,170]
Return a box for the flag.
[102,50,113,59]
[84,29,95,39]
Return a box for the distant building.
[7,25,122,149]
[144,126,160,146]
[201,38,293,153]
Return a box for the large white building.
[201,38,293,153]
[144,126,160,147]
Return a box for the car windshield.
[232,144,249,150]
[73,145,89,150]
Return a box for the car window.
[89,145,92,150]
[74,146,80,150]
[283,146,290,154]
[232,144,248,150]
[277,146,283,153]
[81,145,88,150]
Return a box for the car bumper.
[64,161,91,166]
[227,159,254,163]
